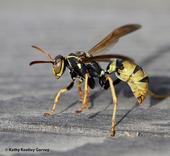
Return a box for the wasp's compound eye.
[53,59,62,74]
[52,57,65,79]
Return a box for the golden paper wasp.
[30,24,168,136]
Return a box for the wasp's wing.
[81,54,134,63]
[87,24,141,56]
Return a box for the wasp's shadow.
[140,45,170,68]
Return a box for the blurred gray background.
[0,0,170,156]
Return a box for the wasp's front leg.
[76,73,90,113]
[44,81,74,117]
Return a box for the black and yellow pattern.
[107,60,149,104]
[30,24,169,136]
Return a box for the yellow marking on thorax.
[66,55,81,61]
[107,61,116,74]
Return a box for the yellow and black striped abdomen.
[115,61,149,104]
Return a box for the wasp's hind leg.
[106,76,118,136]
[44,81,74,117]
[76,73,90,113]
[77,80,84,102]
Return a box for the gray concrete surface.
[0,0,170,155]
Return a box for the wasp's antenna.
[29,60,54,66]
[32,45,54,61]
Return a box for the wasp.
[30,24,168,136]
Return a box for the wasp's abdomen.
[115,60,149,104]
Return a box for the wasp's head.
[52,55,66,79]
[29,45,66,80]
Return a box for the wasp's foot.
[43,111,54,117]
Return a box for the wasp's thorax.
[52,55,66,79]
[106,59,124,74]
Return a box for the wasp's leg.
[77,80,84,101]
[44,81,74,117]
[106,76,118,136]
[76,73,90,113]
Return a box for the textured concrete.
[0,0,170,156]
